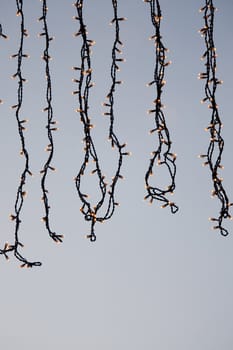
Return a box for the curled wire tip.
[86,234,97,242]
[51,234,64,243]
[20,261,42,268]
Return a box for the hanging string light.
[0,0,41,267]
[198,1,232,236]
[38,0,63,244]
[73,0,128,241]
[143,0,178,214]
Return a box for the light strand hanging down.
[0,0,41,267]
[39,0,63,244]
[143,0,178,213]
[73,0,128,241]
[198,1,232,236]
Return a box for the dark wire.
[0,24,8,39]
[0,24,8,105]
[73,0,128,241]
[0,0,41,267]
[144,0,178,214]
[199,1,232,236]
[39,0,63,243]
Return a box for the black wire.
[39,0,63,244]
[73,0,128,241]
[144,0,178,214]
[0,0,41,267]
[199,1,232,236]
[0,24,8,39]
[0,24,8,105]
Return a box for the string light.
[73,0,128,241]
[144,0,178,214]
[198,1,231,236]
[39,0,63,244]
[0,0,41,267]
[0,1,230,268]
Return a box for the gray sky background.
[0,1,233,349]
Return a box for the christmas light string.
[0,0,41,267]
[39,0,63,244]
[143,0,178,213]
[73,0,128,241]
[198,1,232,235]
[0,1,230,269]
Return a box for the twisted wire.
[0,0,41,267]
[73,0,128,241]
[199,1,232,235]
[144,0,178,213]
[39,0,63,243]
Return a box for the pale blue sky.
[0,1,233,349]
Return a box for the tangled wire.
[199,1,232,236]
[73,0,128,241]
[144,0,178,214]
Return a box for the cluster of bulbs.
[0,0,231,268]
[144,0,178,214]
[197,1,231,236]
[72,0,129,243]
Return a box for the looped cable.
[144,0,178,213]
[73,0,128,240]
[199,1,232,235]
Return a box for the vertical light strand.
[143,0,178,213]
[39,0,63,243]
[198,1,232,235]
[0,1,41,267]
[0,25,10,262]
[73,0,128,241]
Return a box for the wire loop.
[144,0,178,213]
[73,0,128,240]
[199,1,231,236]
